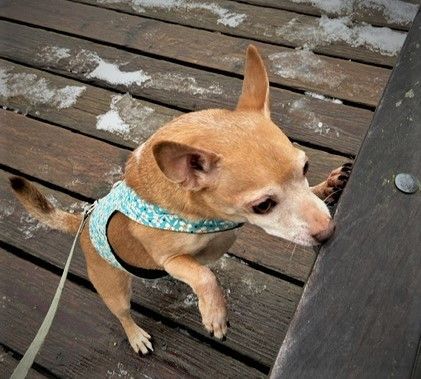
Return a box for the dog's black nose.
[312,220,335,243]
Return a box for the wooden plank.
[0,62,325,281]
[0,251,265,377]
[2,13,389,106]
[0,21,389,106]
[235,0,419,30]
[0,24,374,156]
[0,346,47,379]
[0,162,302,367]
[271,11,421,378]
[73,0,403,66]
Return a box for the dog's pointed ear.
[152,141,221,191]
[236,45,270,118]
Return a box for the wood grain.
[0,4,391,107]
[0,250,265,377]
[271,12,421,378]
[0,34,373,156]
[235,0,418,30]
[0,346,47,379]
[74,0,402,65]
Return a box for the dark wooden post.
[270,10,421,379]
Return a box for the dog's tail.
[9,176,83,235]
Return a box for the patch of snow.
[0,199,15,219]
[269,48,346,88]
[405,89,414,98]
[358,0,418,25]
[98,0,247,27]
[276,15,406,56]
[395,99,402,107]
[138,277,175,295]
[290,0,418,24]
[106,362,134,379]
[304,91,343,104]
[183,293,198,307]
[96,94,155,142]
[39,46,71,62]
[144,72,223,96]
[241,276,267,294]
[0,67,85,109]
[289,98,340,137]
[38,47,222,97]
[39,47,150,86]
[85,52,151,86]
[18,213,49,239]
[291,0,352,14]
[97,109,130,135]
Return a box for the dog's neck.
[124,145,223,221]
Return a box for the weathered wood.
[73,0,402,65]
[0,26,374,156]
[0,346,47,379]
[0,59,180,147]
[0,20,390,109]
[235,0,419,30]
[0,15,390,109]
[271,11,421,378]
[0,165,302,367]
[0,251,265,377]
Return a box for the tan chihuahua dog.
[10,46,350,355]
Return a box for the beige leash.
[10,203,96,379]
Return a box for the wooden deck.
[0,1,418,377]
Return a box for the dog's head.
[144,46,333,246]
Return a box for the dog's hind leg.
[80,228,153,354]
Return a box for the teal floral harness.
[88,181,242,277]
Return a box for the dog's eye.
[252,198,277,215]
[303,161,309,175]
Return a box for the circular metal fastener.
[394,173,418,194]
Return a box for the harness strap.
[105,211,167,279]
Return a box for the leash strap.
[11,203,96,379]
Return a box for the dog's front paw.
[198,288,228,340]
[323,162,353,205]
[127,324,153,355]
